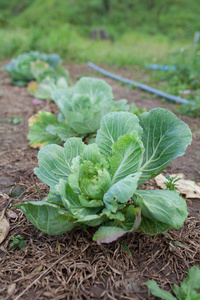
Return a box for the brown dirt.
[0,62,200,300]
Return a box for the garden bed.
[0,63,200,299]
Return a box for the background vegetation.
[0,0,200,114]
[0,0,198,64]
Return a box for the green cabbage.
[2,51,63,86]
[28,77,129,147]
[16,109,192,244]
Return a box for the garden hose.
[87,62,195,105]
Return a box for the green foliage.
[28,77,129,147]
[28,76,68,101]
[16,108,192,244]
[8,235,27,250]
[164,175,181,191]
[129,103,147,116]
[150,49,200,116]
[8,116,23,124]
[146,266,200,299]
[2,0,199,40]
[2,51,62,86]
[175,102,200,118]
[0,0,194,68]
[27,111,76,148]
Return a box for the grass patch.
[0,27,189,67]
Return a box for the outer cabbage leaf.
[28,111,63,148]
[29,81,53,100]
[47,191,64,206]
[28,111,75,148]
[75,77,113,104]
[15,201,75,235]
[34,138,85,192]
[74,214,108,227]
[109,131,144,184]
[139,108,192,184]
[139,216,171,235]
[46,123,77,141]
[28,76,68,101]
[103,172,141,212]
[96,112,143,157]
[93,226,128,245]
[133,190,188,229]
[93,206,141,244]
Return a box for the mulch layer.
[0,62,200,300]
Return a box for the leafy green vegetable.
[2,51,63,86]
[16,108,192,244]
[28,77,129,147]
[146,266,200,299]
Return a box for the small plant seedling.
[8,235,27,250]
[146,266,200,299]
[122,242,132,256]
[8,116,23,125]
[164,175,181,191]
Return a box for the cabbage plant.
[16,109,192,244]
[28,77,129,148]
[28,76,68,101]
[2,51,63,86]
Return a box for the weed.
[164,175,181,191]
[8,116,23,124]
[8,235,27,250]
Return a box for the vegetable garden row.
[0,52,200,299]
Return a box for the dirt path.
[0,63,200,299]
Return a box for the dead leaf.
[155,174,200,198]
[0,215,10,244]
[6,209,18,219]
[32,265,43,273]
[7,283,16,296]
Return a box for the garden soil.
[0,62,200,300]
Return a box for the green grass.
[1,0,199,40]
[0,27,190,66]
